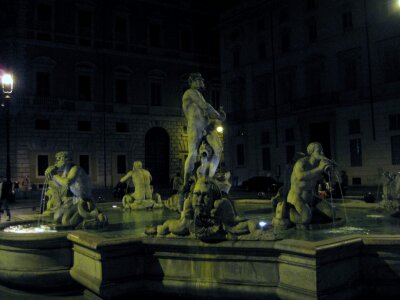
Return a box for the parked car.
[240,176,283,193]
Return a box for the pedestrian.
[13,180,19,200]
[22,175,30,199]
[0,177,12,221]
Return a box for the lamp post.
[1,73,13,182]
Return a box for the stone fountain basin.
[0,200,400,299]
[0,220,74,291]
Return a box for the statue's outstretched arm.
[120,171,132,183]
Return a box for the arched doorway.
[145,127,170,187]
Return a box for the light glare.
[1,74,13,85]
[216,126,224,133]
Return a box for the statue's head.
[192,176,221,218]
[133,161,142,170]
[188,72,205,89]
[306,142,324,160]
[55,151,72,168]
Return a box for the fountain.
[1,75,400,299]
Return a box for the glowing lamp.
[1,74,13,94]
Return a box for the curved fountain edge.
[0,219,75,291]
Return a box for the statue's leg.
[314,199,336,220]
[183,129,202,189]
[289,200,312,225]
[61,205,77,225]
[122,194,133,209]
[69,211,83,227]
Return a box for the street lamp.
[1,74,13,95]
[1,73,14,182]
[216,125,224,134]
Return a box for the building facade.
[220,0,400,187]
[0,0,221,188]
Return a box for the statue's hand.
[45,165,57,179]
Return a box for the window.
[233,50,240,68]
[36,3,52,40]
[77,10,92,46]
[230,30,239,43]
[254,74,270,108]
[149,23,161,47]
[236,144,245,166]
[230,78,245,112]
[78,75,91,101]
[258,41,266,59]
[79,155,90,175]
[286,145,295,163]
[180,30,192,52]
[342,11,353,31]
[262,148,271,171]
[305,63,322,96]
[115,79,128,104]
[352,177,361,185]
[37,155,48,176]
[36,71,50,97]
[306,0,317,11]
[308,19,318,42]
[116,122,129,133]
[114,16,127,41]
[280,29,290,53]
[37,4,52,27]
[257,19,265,32]
[77,120,91,131]
[117,155,127,174]
[391,135,400,165]
[350,138,362,166]
[389,114,400,130]
[383,47,400,83]
[343,58,357,90]
[261,131,270,144]
[211,89,220,109]
[150,81,162,106]
[285,128,295,141]
[278,69,295,104]
[279,9,289,24]
[337,49,359,91]
[35,119,50,130]
[348,119,360,134]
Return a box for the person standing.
[21,175,30,199]
[0,178,12,221]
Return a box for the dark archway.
[145,127,170,187]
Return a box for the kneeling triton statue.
[273,142,336,228]
[43,151,108,229]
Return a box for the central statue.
[181,72,226,191]
[146,73,276,241]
